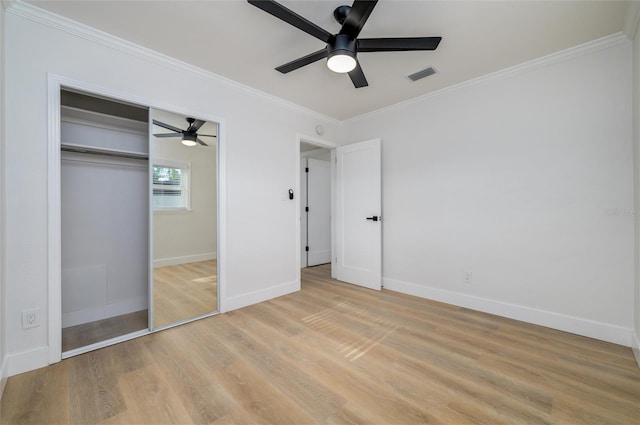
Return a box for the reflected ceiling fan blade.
[154,133,182,138]
[339,0,377,38]
[248,0,332,43]
[198,134,217,138]
[276,49,328,74]
[152,119,183,133]
[358,37,442,52]
[196,138,209,146]
[348,61,368,88]
[187,119,206,133]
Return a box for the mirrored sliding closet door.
[150,109,219,329]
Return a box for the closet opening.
[60,89,150,354]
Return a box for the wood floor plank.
[98,365,194,425]
[1,263,638,424]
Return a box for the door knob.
[366,216,379,221]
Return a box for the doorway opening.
[298,137,337,277]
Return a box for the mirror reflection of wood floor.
[3,264,639,424]
[61,260,217,352]
[153,260,217,328]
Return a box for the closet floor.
[62,310,148,352]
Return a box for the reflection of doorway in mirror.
[151,109,218,329]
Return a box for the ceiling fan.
[153,117,216,147]
[247,0,442,88]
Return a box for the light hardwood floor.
[61,260,217,352]
[2,264,639,424]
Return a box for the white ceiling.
[27,0,630,120]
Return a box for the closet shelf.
[61,143,149,160]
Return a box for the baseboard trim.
[0,355,8,400]
[383,277,633,347]
[153,252,216,268]
[6,346,49,377]
[632,333,640,368]
[223,279,299,313]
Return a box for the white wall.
[152,109,217,266]
[341,38,634,345]
[3,5,337,375]
[61,152,149,327]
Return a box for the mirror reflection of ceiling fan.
[247,0,442,88]
[153,117,216,147]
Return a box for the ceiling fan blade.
[152,119,183,133]
[248,0,332,43]
[154,133,182,138]
[358,37,442,52]
[276,49,328,74]
[197,134,217,138]
[339,0,377,38]
[348,61,368,88]
[187,119,206,133]
[196,138,209,146]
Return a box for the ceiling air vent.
[408,66,438,82]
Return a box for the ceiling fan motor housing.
[328,34,357,60]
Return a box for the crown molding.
[346,32,631,124]
[6,1,341,126]
[623,1,640,39]
[1,0,16,12]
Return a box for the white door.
[307,158,331,266]
[335,139,382,290]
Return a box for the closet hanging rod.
[61,145,148,160]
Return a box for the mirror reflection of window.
[152,162,190,210]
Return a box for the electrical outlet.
[463,270,473,284]
[22,309,39,329]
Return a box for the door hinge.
[305,167,309,173]
[305,246,309,252]
[305,206,309,212]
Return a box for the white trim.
[1,0,7,400]
[224,279,299,312]
[153,252,216,268]
[0,356,7,399]
[623,1,640,40]
[47,76,62,364]
[633,332,640,369]
[7,1,339,126]
[347,32,631,124]
[6,346,48,377]
[383,277,634,347]
[48,74,228,362]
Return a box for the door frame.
[296,135,338,280]
[47,74,228,363]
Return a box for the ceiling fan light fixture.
[181,134,197,147]
[327,54,356,73]
[327,34,357,73]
